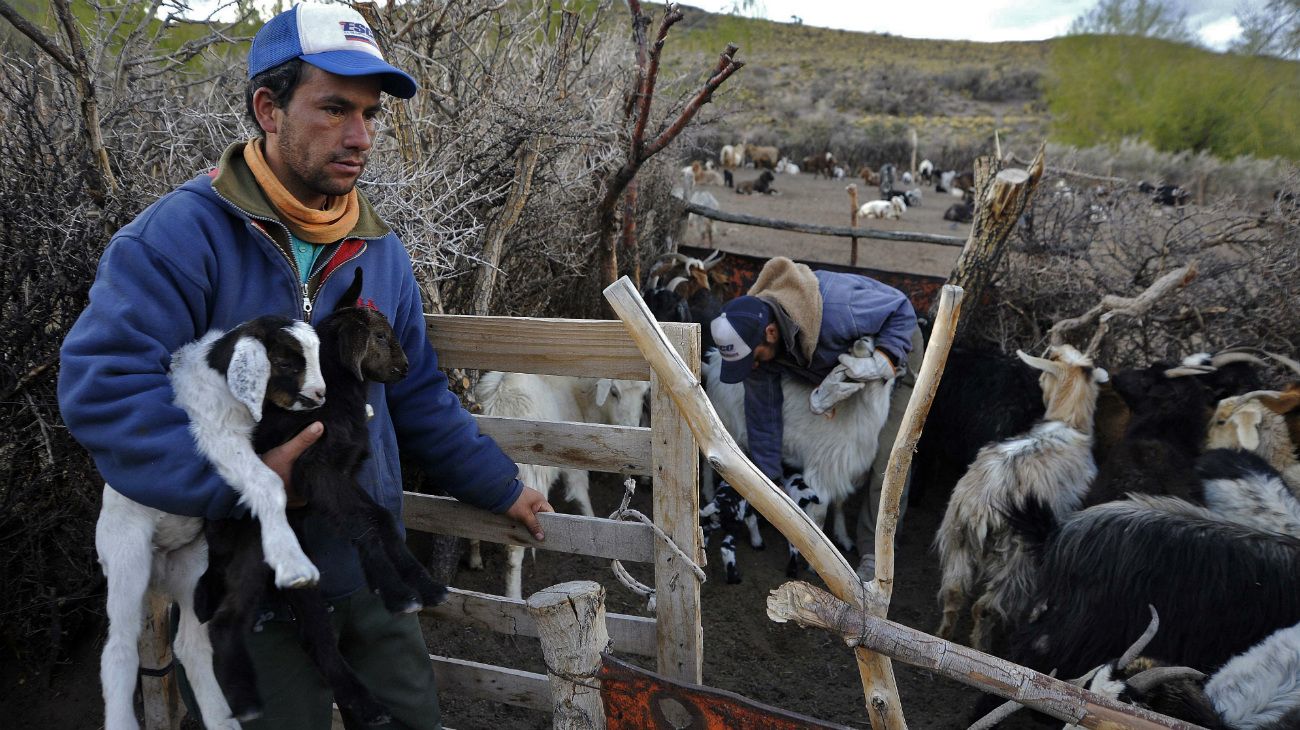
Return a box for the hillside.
[650,3,1300,169]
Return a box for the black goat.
[943,202,973,223]
[1084,358,1262,507]
[1007,493,1300,679]
[1139,180,1190,206]
[911,348,1044,508]
[198,268,448,723]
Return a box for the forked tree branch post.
[527,581,610,729]
[766,582,1205,730]
[939,146,1046,338]
[602,277,907,730]
[595,2,743,311]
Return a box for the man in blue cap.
[709,257,921,574]
[59,4,551,728]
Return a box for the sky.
[680,0,1256,49]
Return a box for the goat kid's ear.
[1092,367,1110,384]
[338,324,367,381]
[336,268,364,313]
[227,336,270,422]
[1259,389,1300,415]
[1232,409,1263,451]
[595,378,614,407]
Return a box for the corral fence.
[136,315,706,729]
[682,200,965,268]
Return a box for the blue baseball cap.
[249,4,417,99]
[710,296,772,384]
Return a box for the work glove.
[808,337,898,416]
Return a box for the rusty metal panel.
[599,653,854,730]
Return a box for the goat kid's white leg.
[563,469,595,518]
[243,470,319,589]
[744,512,764,550]
[831,499,854,555]
[98,517,153,730]
[164,539,240,730]
[467,539,484,570]
[504,545,525,601]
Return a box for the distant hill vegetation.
[656,4,1300,167]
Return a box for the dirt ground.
[681,170,968,278]
[431,475,996,730]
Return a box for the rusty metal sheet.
[598,653,854,730]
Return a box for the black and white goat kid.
[198,269,448,724]
[699,480,765,583]
[96,316,326,730]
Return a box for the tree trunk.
[939,147,1046,339]
[528,581,609,729]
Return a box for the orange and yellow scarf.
[243,139,359,243]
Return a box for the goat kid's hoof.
[420,583,450,607]
[725,572,742,585]
[234,705,264,723]
[272,558,321,589]
[751,541,765,551]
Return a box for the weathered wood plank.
[425,315,652,379]
[402,492,655,563]
[683,201,966,246]
[431,654,551,712]
[424,587,657,658]
[473,415,652,475]
[650,322,704,683]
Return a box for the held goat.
[934,345,1108,652]
[470,372,650,599]
[702,349,892,562]
[199,269,448,724]
[97,316,326,730]
[1009,494,1300,678]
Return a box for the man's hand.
[505,486,554,541]
[260,422,324,508]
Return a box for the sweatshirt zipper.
[306,240,368,314]
[210,186,375,320]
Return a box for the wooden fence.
[410,314,705,714]
[140,315,704,729]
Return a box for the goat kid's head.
[329,268,409,384]
[594,378,651,428]
[1017,345,1108,432]
[210,316,326,422]
[1207,389,1300,455]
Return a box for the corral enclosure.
[3,0,1300,727]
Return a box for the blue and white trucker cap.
[249,3,417,99]
[710,296,772,384]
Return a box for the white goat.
[919,159,934,184]
[889,196,908,217]
[1207,622,1300,729]
[859,200,895,220]
[702,349,891,555]
[935,345,1108,651]
[470,373,650,599]
[97,317,326,730]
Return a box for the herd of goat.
[639,251,1300,727]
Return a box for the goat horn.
[1214,346,1300,377]
[1209,352,1268,368]
[1117,605,1160,668]
[1125,666,1206,696]
[1163,365,1217,378]
[665,276,690,292]
[700,250,726,270]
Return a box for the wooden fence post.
[848,184,860,267]
[652,322,703,683]
[140,592,183,730]
[528,581,611,730]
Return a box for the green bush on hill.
[1047,34,1300,160]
